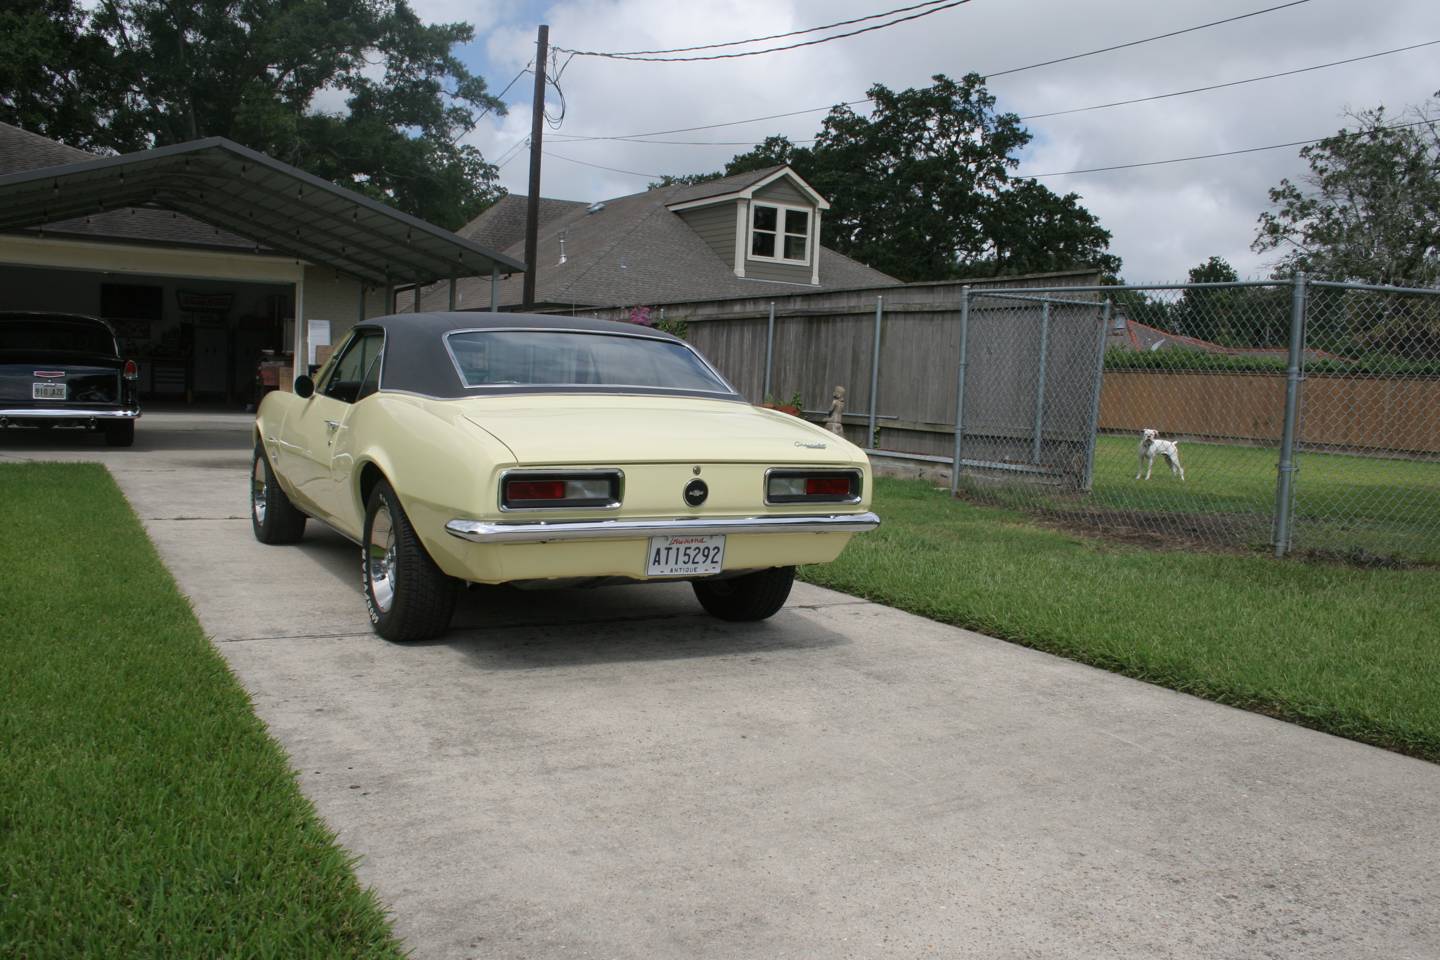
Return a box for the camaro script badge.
[794,440,827,449]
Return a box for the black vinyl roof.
[362,311,737,400]
[0,137,525,286]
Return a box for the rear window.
[446,330,731,393]
[0,319,116,356]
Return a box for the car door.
[277,330,381,525]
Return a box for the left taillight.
[766,469,862,504]
[122,360,139,381]
[502,471,623,510]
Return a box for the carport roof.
[0,136,525,286]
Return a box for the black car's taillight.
[765,469,862,504]
[501,470,623,510]
[122,359,139,381]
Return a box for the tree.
[0,0,123,150]
[1,0,506,229]
[1254,97,1440,286]
[1173,256,1241,343]
[661,75,1117,282]
[970,178,1119,279]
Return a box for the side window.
[321,331,383,404]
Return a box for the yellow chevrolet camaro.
[252,313,878,641]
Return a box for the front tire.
[363,479,457,642]
[692,566,796,622]
[251,443,307,543]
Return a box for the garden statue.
[825,385,847,435]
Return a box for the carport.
[0,126,523,404]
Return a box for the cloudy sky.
[412,0,1437,282]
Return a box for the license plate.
[646,534,725,577]
[33,382,66,400]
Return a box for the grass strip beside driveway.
[0,463,403,959]
[802,477,1440,762]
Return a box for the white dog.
[1136,428,1185,481]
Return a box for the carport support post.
[1273,272,1308,558]
[448,276,457,311]
[1032,298,1051,464]
[413,277,422,312]
[950,286,971,496]
[356,282,366,324]
[490,266,499,312]
[867,296,883,449]
[763,301,775,400]
[1081,298,1112,492]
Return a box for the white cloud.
[441,0,1440,280]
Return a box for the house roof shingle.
[434,170,898,311]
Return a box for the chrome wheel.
[251,456,268,525]
[366,501,397,614]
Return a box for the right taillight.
[766,470,861,504]
[122,359,139,380]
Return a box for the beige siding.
[746,259,814,284]
[677,203,738,264]
[753,178,810,206]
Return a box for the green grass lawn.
[803,476,1440,762]
[982,435,1440,563]
[0,463,404,959]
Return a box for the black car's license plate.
[32,382,66,400]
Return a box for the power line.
[553,0,956,57]
[555,1,973,62]
[987,0,1313,79]
[1017,39,1440,120]
[544,39,1439,146]
[1020,117,1437,179]
[543,0,1318,141]
[542,150,664,179]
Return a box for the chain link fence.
[937,277,1440,564]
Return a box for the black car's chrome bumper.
[0,407,140,420]
[445,512,881,544]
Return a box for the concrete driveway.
[5,412,1439,959]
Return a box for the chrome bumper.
[0,407,140,420]
[445,511,881,544]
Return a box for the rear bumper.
[0,407,140,421]
[445,511,881,544]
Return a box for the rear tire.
[104,420,135,447]
[693,566,796,622]
[251,443,307,544]
[363,479,457,642]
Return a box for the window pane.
[751,231,776,258]
[783,234,808,260]
[447,331,731,393]
[784,208,809,236]
[752,205,777,231]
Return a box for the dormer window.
[749,202,811,264]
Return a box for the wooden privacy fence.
[1100,371,1440,455]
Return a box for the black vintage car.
[0,312,141,446]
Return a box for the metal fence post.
[763,301,775,400]
[1032,298,1051,463]
[950,286,972,495]
[1273,272,1308,557]
[1081,297,1112,491]
[867,295,883,449]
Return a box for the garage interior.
[0,127,522,410]
[1,264,292,405]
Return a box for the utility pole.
[521,24,549,310]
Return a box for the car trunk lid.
[459,394,850,465]
[0,357,121,405]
